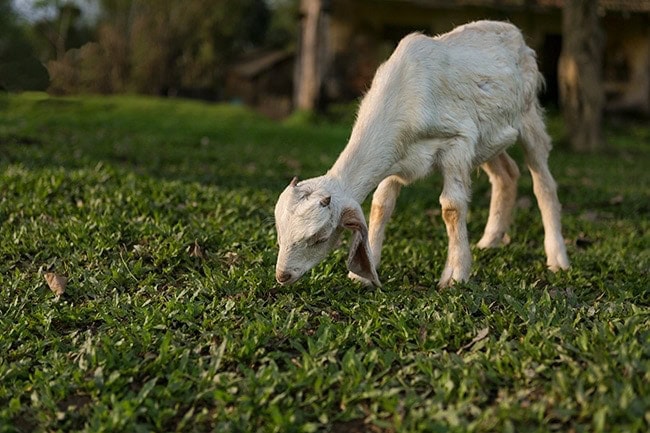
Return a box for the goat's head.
[274,176,380,286]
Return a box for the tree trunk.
[294,0,328,111]
[558,0,605,152]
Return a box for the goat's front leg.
[348,176,402,285]
[439,166,472,288]
[477,152,520,248]
[368,176,403,266]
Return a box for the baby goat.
[274,20,570,288]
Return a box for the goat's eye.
[310,236,328,246]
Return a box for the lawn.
[0,92,648,432]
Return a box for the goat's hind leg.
[477,152,520,249]
[520,105,570,271]
[348,175,402,284]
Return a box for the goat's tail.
[517,40,552,154]
[519,44,545,111]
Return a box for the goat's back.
[359,21,543,146]
[437,20,544,108]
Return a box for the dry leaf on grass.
[223,251,240,267]
[457,327,490,354]
[609,195,624,205]
[188,240,205,259]
[44,272,67,296]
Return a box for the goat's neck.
[327,115,399,203]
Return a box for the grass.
[0,92,648,432]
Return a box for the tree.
[294,0,329,111]
[266,0,300,50]
[24,0,95,64]
[46,0,271,97]
[558,0,605,152]
[0,0,49,90]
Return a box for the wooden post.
[558,0,605,152]
[294,0,328,111]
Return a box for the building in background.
[225,50,294,119]
[291,0,649,115]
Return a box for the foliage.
[266,0,301,50]
[46,0,271,96]
[0,0,49,91]
[27,1,93,62]
[0,93,648,432]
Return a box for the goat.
[274,20,570,288]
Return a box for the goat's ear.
[340,206,381,287]
[290,177,299,187]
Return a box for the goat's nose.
[276,271,293,284]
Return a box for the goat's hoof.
[548,259,570,272]
[547,248,570,272]
[477,232,510,249]
[438,267,470,289]
[437,270,454,289]
[347,271,374,287]
[438,276,460,289]
[437,277,469,289]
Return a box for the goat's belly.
[472,125,519,166]
[389,138,447,183]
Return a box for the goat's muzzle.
[276,271,294,285]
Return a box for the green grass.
[1,92,649,433]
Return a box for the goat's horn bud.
[290,177,299,187]
[320,196,331,207]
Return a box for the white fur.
[274,20,570,287]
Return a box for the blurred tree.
[0,0,49,90]
[558,0,605,152]
[172,0,270,95]
[295,0,328,111]
[266,0,300,49]
[46,0,272,98]
[28,0,94,61]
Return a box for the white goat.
[274,20,570,288]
